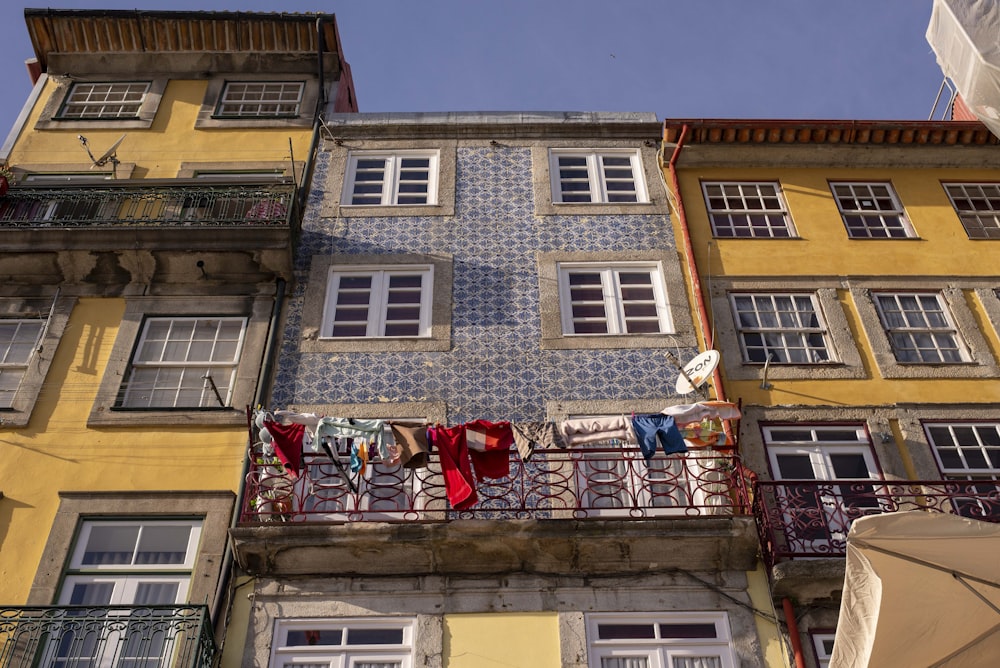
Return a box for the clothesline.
[250,401,741,511]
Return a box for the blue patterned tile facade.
[271,145,698,423]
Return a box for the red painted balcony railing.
[240,447,751,523]
[753,479,1000,566]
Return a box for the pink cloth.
[428,425,478,510]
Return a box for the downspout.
[666,124,727,404]
[211,277,287,626]
[782,598,807,668]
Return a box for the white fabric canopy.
[830,510,1000,668]
[927,0,1000,136]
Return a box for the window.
[873,292,966,363]
[117,317,247,408]
[831,182,914,238]
[47,519,202,668]
[557,263,672,335]
[730,293,831,364]
[811,633,835,668]
[925,422,1000,520]
[57,82,150,119]
[215,81,304,118]
[764,425,882,552]
[270,618,415,668]
[321,267,433,338]
[942,183,1000,239]
[343,151,439,206]
[0,319,44,409]
[550,150,647,204]
[586,613,737,668]
[702,182,794,238]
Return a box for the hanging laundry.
[350,440,369,476]
[678,417,731,448]
[631,414,687,463]
[261,419,307,479]
[660,401,741,423]
[465,419,514,481]
[273,410,322,428]
[315,417,388,460]
[428,424,478,510]
[388,422,430,469]
[559,415,636,447]
[510,421,565,462]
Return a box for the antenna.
[78,134,126,179]
[668,349,720,399]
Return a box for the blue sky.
[0,1,947,135]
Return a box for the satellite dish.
[675,349,720,395]
[78,134,127,178]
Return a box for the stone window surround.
[709,279,865,381]
[538,251,697,351]
[546,399,673,423]
[26,490,234,608]
[300,254,453,353]
[87,295,272,427]
[895,404,1000,481]
[0,294,75,428]
[320,140,457,218]
[177,160,303,183]
[34,76,167,131]
[11,163,138,181]
[282,402,448,425]
[195,74,319,129]
[850,279,999,379]
[532,142,668,216]
[240,575,764,667]
[737,405,908,482]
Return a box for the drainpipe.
[666,123,727,405]
[782,598,807,668]
[211,277,287,626]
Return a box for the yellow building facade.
[0,9,354,667]
[663,118,1000,668]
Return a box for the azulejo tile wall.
[271,146,698,423]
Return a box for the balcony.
[231,449,760,577]
[754,479,1000,566]
[0,180,298,286]
[0,605,214,668]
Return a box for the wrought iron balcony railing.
[241,447,751,523]
[0,181,295,228]
[753,479,1000,566]
[0,605,215,668]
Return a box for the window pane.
[286,629,344,646]
[597,624,656,639]
[345,628,405,645]
[659,623,718,638]
[83,525,140,565]
[135,525,192,565]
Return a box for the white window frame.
[872,292,968,364]
[215,81,305,118]
[56,82,151,120]
[942,182,1000,240]
[924,422,1000,479]
[585,612,737,668]
[342,151,440,206]
[270,617,415,668]
[702,181,795,238]
[549,149,648,204]
[67,520,204,572]
[118,316,248,409]
[830,181,915,238]
[811,632,835,668]
[764,425,883,550]
[729,292,832,364]
[557,262,673,336]
[321,266,434,339]
[0,319,44,409]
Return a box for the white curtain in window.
[602,658,650,668]
[672,656,722,668]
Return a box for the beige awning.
[830,510,1000,668]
